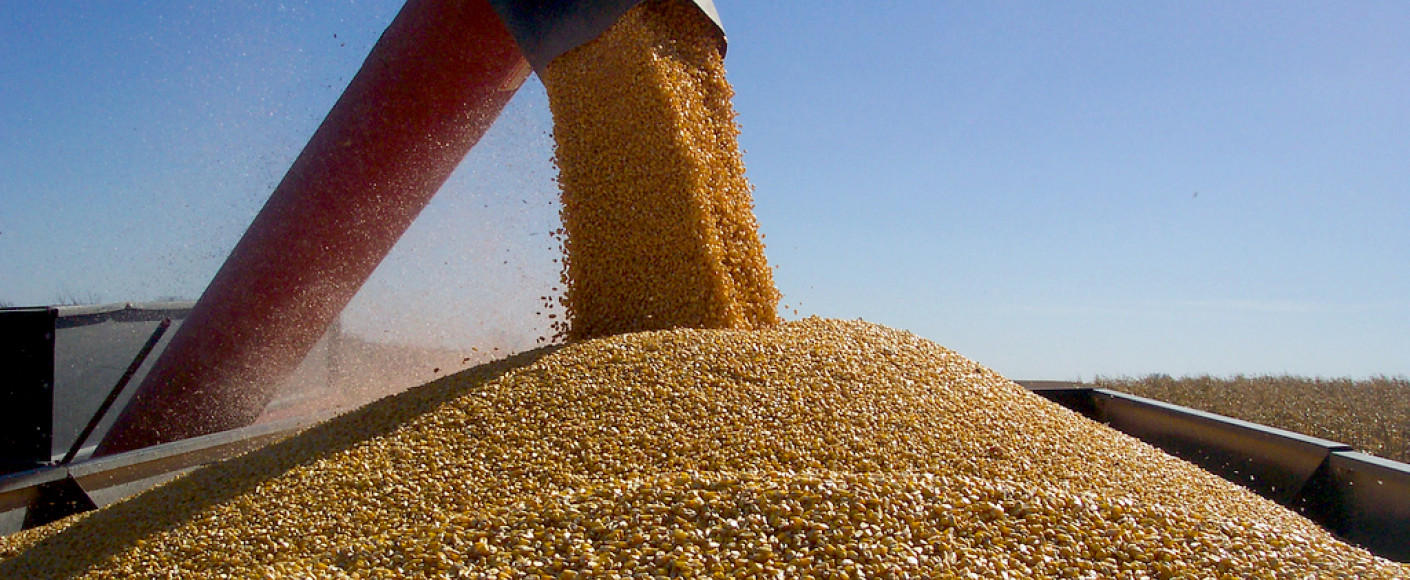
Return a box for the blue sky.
[2,1,1407,380]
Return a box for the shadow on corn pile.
[0,347,556,578]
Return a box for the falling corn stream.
[544,0,778,341]
[2,1,1405,577]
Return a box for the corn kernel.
[542,0,779,341]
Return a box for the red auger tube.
[97,0,531,455]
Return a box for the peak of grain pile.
[542,0,779,341]
[2,318,1405,578]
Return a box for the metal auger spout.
[487,0,725,73]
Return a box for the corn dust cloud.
[2,319,1404,578]
[542,0,779,341]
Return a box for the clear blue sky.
[2,1,1406,380]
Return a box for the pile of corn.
[542,0,779,341]
[4,2,1402,577]
[1,318,1404,577]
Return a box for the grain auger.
[96,0,725,456]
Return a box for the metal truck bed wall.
[0,413,326,533]
[1023,382,1410,563]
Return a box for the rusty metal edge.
[68,412,333,491]
[0,467,69,514]
[0,411,333,531]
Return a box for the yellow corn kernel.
[542,0,779,341]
